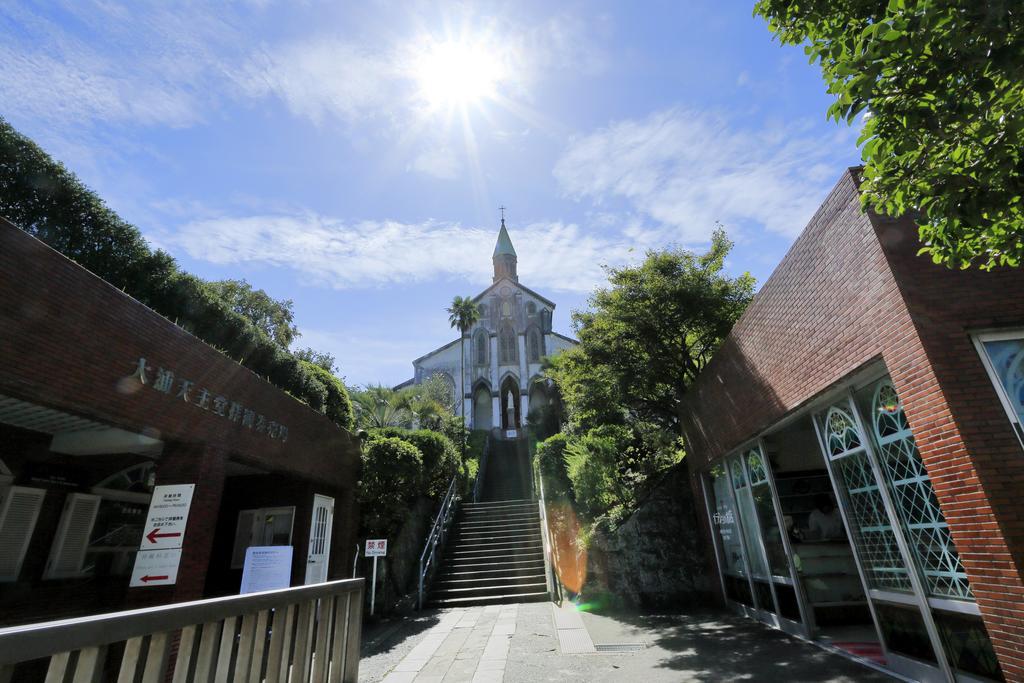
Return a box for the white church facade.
[402,220,577,435]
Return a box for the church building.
[404,220,577,435]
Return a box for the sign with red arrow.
[131,484,194,588]
[139,484,195,551]
[129,548,181,587]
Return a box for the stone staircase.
[425,437,549,608]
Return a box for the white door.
[304,494,334,584]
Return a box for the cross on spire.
[499,206,506,224]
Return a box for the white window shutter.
[44,493,101,579]
[231,510,257,569]
[0,486,46,582]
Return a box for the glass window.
[528,329,542,362]
[706,466,754,607]
[858,380,972,600]
[475,331,488,365]
[977,332,1024,445]
[873,603,938,664]
[744,448,789,578]
[820,404,913,593]
[499,326,517,364]
[934,610,1004,681]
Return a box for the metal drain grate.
[594,643,646,653]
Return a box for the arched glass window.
[474,330,488,365]
[528,328,542,362]
[527,302,536,315]
[499,325,517,364]
[501,300,512,318]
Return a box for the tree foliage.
[552,229,755,436]
[754,0,1024,269]
[0,117,354,431]
[358,436,425,537]
[293,347,338,375]
[371,427,461,498]
[207,279,298,348]
[542,231,751,522]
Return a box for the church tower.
[492,218,518,283]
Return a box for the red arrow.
[140,575,169,582]
[146,528,182,544]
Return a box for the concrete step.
[430,580,548,601]
[434,572,546,589]
[458,512,540,526]
[452,532,542,547]
[440,565,548,581]
[446,543,542,559]
[455,523,540,537]
[425,591,550,608]
[443,557,546,572]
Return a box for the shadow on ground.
[580,607,894,682]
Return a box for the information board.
[240,546,293,594]
[365,539,387,557]
[129,548,182,587]
[140,484,195,550]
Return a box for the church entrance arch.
[499,375,521,431]
[472,383,492,431]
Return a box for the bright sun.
[413,38,505,110]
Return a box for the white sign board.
[129,548,182,587]
[140,484,195,550]
[241,546,293,594]
[365,539,387,557]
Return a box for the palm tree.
[447,296,480,452]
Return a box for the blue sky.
[0,1,859,387]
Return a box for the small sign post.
[365,539,387,616]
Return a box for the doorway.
[499,376,521,431]
[304,494,334,585]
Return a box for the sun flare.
[413,38,505,109]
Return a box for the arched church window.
[475,330,488,365]
[527,302,536,315]
[528,328,542,362]
[499,325,517,364]
[501,300,512,318]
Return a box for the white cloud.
[0,4,239,129]
[163,213,633,294]
[553,109,855,240]
[240,39,401,126]
[407,146,461,179]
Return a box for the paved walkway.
[360,602,897,682]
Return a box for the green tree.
[555,229,754,436]
[207,279,299,348]
[446,295,480,459]
[544,230,752,521]
[294,347,338,374]
[754,0,1024,269]
[351,384,413,430]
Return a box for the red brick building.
[0,219,361,624]
[680,169,1024,683]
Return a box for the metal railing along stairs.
[418,474,460,609]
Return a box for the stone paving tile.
[371,602,897,683]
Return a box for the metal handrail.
[472,435,491,503]
[418,475,460,609]
[0,577,365,681]
[534,452,563,604]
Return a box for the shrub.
[370,428,460,498]
[358,436,424,537]
[564,425,632,520]
[536,434,572,500]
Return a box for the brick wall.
[0,219,359,488]
[679,169,1024,678]
[0,221,362,622]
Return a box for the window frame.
[972,329,1024,449]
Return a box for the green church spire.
[493,217,517,257]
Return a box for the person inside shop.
[807,494,844,540]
